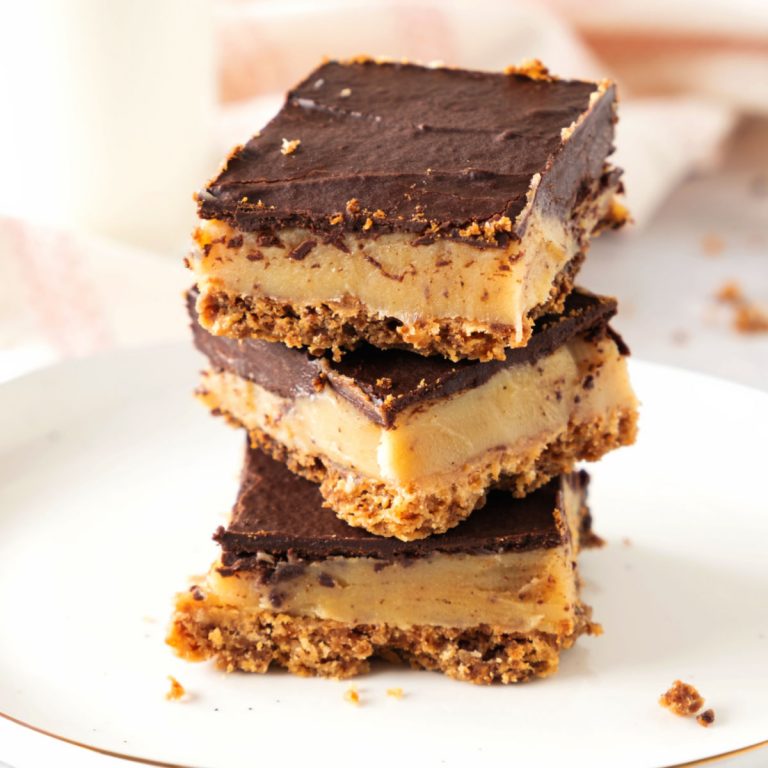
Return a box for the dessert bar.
[168,447,600,684]
[192,288,638,540]
[191,58,626,362]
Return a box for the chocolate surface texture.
[216,446,588,564]
[189,288,626,427]
[197,59,617,246]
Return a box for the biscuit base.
[207,402,637,540]
[197,253,584,363]
[168,591,599,684]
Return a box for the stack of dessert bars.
[168,58,638,684]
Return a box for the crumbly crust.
[200,389,637,540]
[196,253,583,363]
[168,591,598,684]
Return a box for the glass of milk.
[0,0,216,254]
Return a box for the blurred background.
[0,0,766,388]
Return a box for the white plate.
[0,347,767,768]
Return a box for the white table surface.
[583,119,768,394]
[1,124,766,768]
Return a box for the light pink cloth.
[0,216,188,382]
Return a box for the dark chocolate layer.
[198,59,617,246]
[216,445,589,566]
[189,288,625,427]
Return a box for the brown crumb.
[165,675,186,701]
[363,217,373,231]
[697,709,715,727]
[459,221,482,238]
[588,621,604,636]
[375,376,393,390]
[716,280,743,303]
[386,687,404,699]
[329,213,343,225]
[701,233,725,256]
[343,54,375,65]
[280,138,301,156]
[715,280,768,333]
[670,329,689,346]
[344,686,360,705]
[208,627,224,648]
[735,304,768,333]
[622,537,632,547]
[346,198,360,214]
[372,208,386,220]
[504,59,553,81]
[482,216,513,242]
[659,680,704,716]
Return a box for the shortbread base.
[168,593,598,684]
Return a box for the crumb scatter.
[735,304,768,333]
[386,687,404,699]
[715,280,768,334]
[716,280,743,303]
[165,675,186,701]
[697,709,715,727]
[659,680,704,717]
[280,138,301,156]
[344,686,361,705]
[504,59,553,81]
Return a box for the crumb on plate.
[165,675,186,701]
[697,709,716,727]
[659,680,704,716]
[734,304,768,333]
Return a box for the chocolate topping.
[216,445,589,566]
[198,60,617,247]
[189,288,626,427]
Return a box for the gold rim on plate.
[2,708,767,767]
